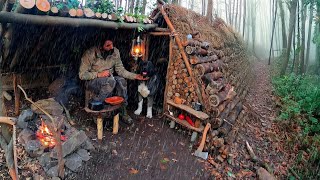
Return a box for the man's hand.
[135,74,149,81]
[97,70,110,78]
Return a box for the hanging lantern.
[131,36,145,60]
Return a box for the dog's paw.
[146,113,152,119]
[134,109,142,115]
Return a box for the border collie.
[134,60,160,118]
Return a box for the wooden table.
[84,104,122,142]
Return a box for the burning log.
[195,60,225,76]
[185,46,208,56]
[218,102,243,135]
[182,40,210,50]
[189,55,218,65]
[18,86,65,178]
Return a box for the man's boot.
[121,106,134,125]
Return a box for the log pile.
[8,0,153,24]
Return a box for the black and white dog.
[134,60,160,118]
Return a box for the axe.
[194,123,211,160]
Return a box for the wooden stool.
[84,87,122,142]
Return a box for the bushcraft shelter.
[0,1,251,141]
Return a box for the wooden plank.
[164,113,204,133]
[167,100,209,120]
[13,74,21,116]
[150,32,171,36]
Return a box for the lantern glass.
[131,36,145,60]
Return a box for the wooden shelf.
[167,100,209,120]
[164,113,204,133]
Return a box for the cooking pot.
[88,100,104,111]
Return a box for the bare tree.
[305,2,314,72]
[279,0,288,50]
[300,0,306,74]
[242,0,246,37]
[207,0,213,22]
[141,0,147,15]
[202,0,206,15]
[235,0,239,29]
[268,0,278,65]
[281,0,298,76]
[251,0,256,53]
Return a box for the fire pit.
[17,99,95,178]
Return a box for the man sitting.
[79,40,146,125]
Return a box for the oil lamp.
[131,36,145,60]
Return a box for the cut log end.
[36,0,50,12]
[69,9,77,17]
[20,0,36,9]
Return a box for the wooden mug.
[174,96,186,105]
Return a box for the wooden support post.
[0,74,3,116]
[13,74,21,116]
[112,113,119,135]
[163,36,174,112]
[159,6,205,108]
[97,115,103,142]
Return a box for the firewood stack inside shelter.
[0,0,252,179]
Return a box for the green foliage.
[66,0,80,9]
[95,0,116,14]
[273,73,320,178]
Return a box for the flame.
[134,47,140,54]
[36,120,66,148]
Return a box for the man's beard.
[102,48,114,59]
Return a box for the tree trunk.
[235,0,239,29]
[251,0,256,53]
[130,0,135,13]
[294,1,300,74]
[191,0,195,10]
[316,2,320,73]
[300,0,306,74]
[268,0,278,65]
[202,0,205,16]
[305,3,313,72]
[207,0,213,22]
[238,0,242,32]
[141,0,147,15]
[242,0,246,37]
[279,0,287,50]
[281,0,298,76]
[135,0,140,14]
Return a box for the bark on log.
[0,11,158,30]
[189,55,218,64]
[211,49,225,58]
[219,102,243,135]
[202,72,224,83]
[182,40,210,50]
[185,46,208,56]
[195,60,225,76]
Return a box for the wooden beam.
[0,11,158,30]
[0,74,4,116]
[154,27,170,32]
[150,32,170,36]
[13,74,21,116]
[163,36,174,112]
[167,100,209,120]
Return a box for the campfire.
[36,118,67,148]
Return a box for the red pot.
[178,114,185,120]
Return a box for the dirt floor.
[0,59,294,179]
[66,114,210,180]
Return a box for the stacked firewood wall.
[166,47,198,105]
